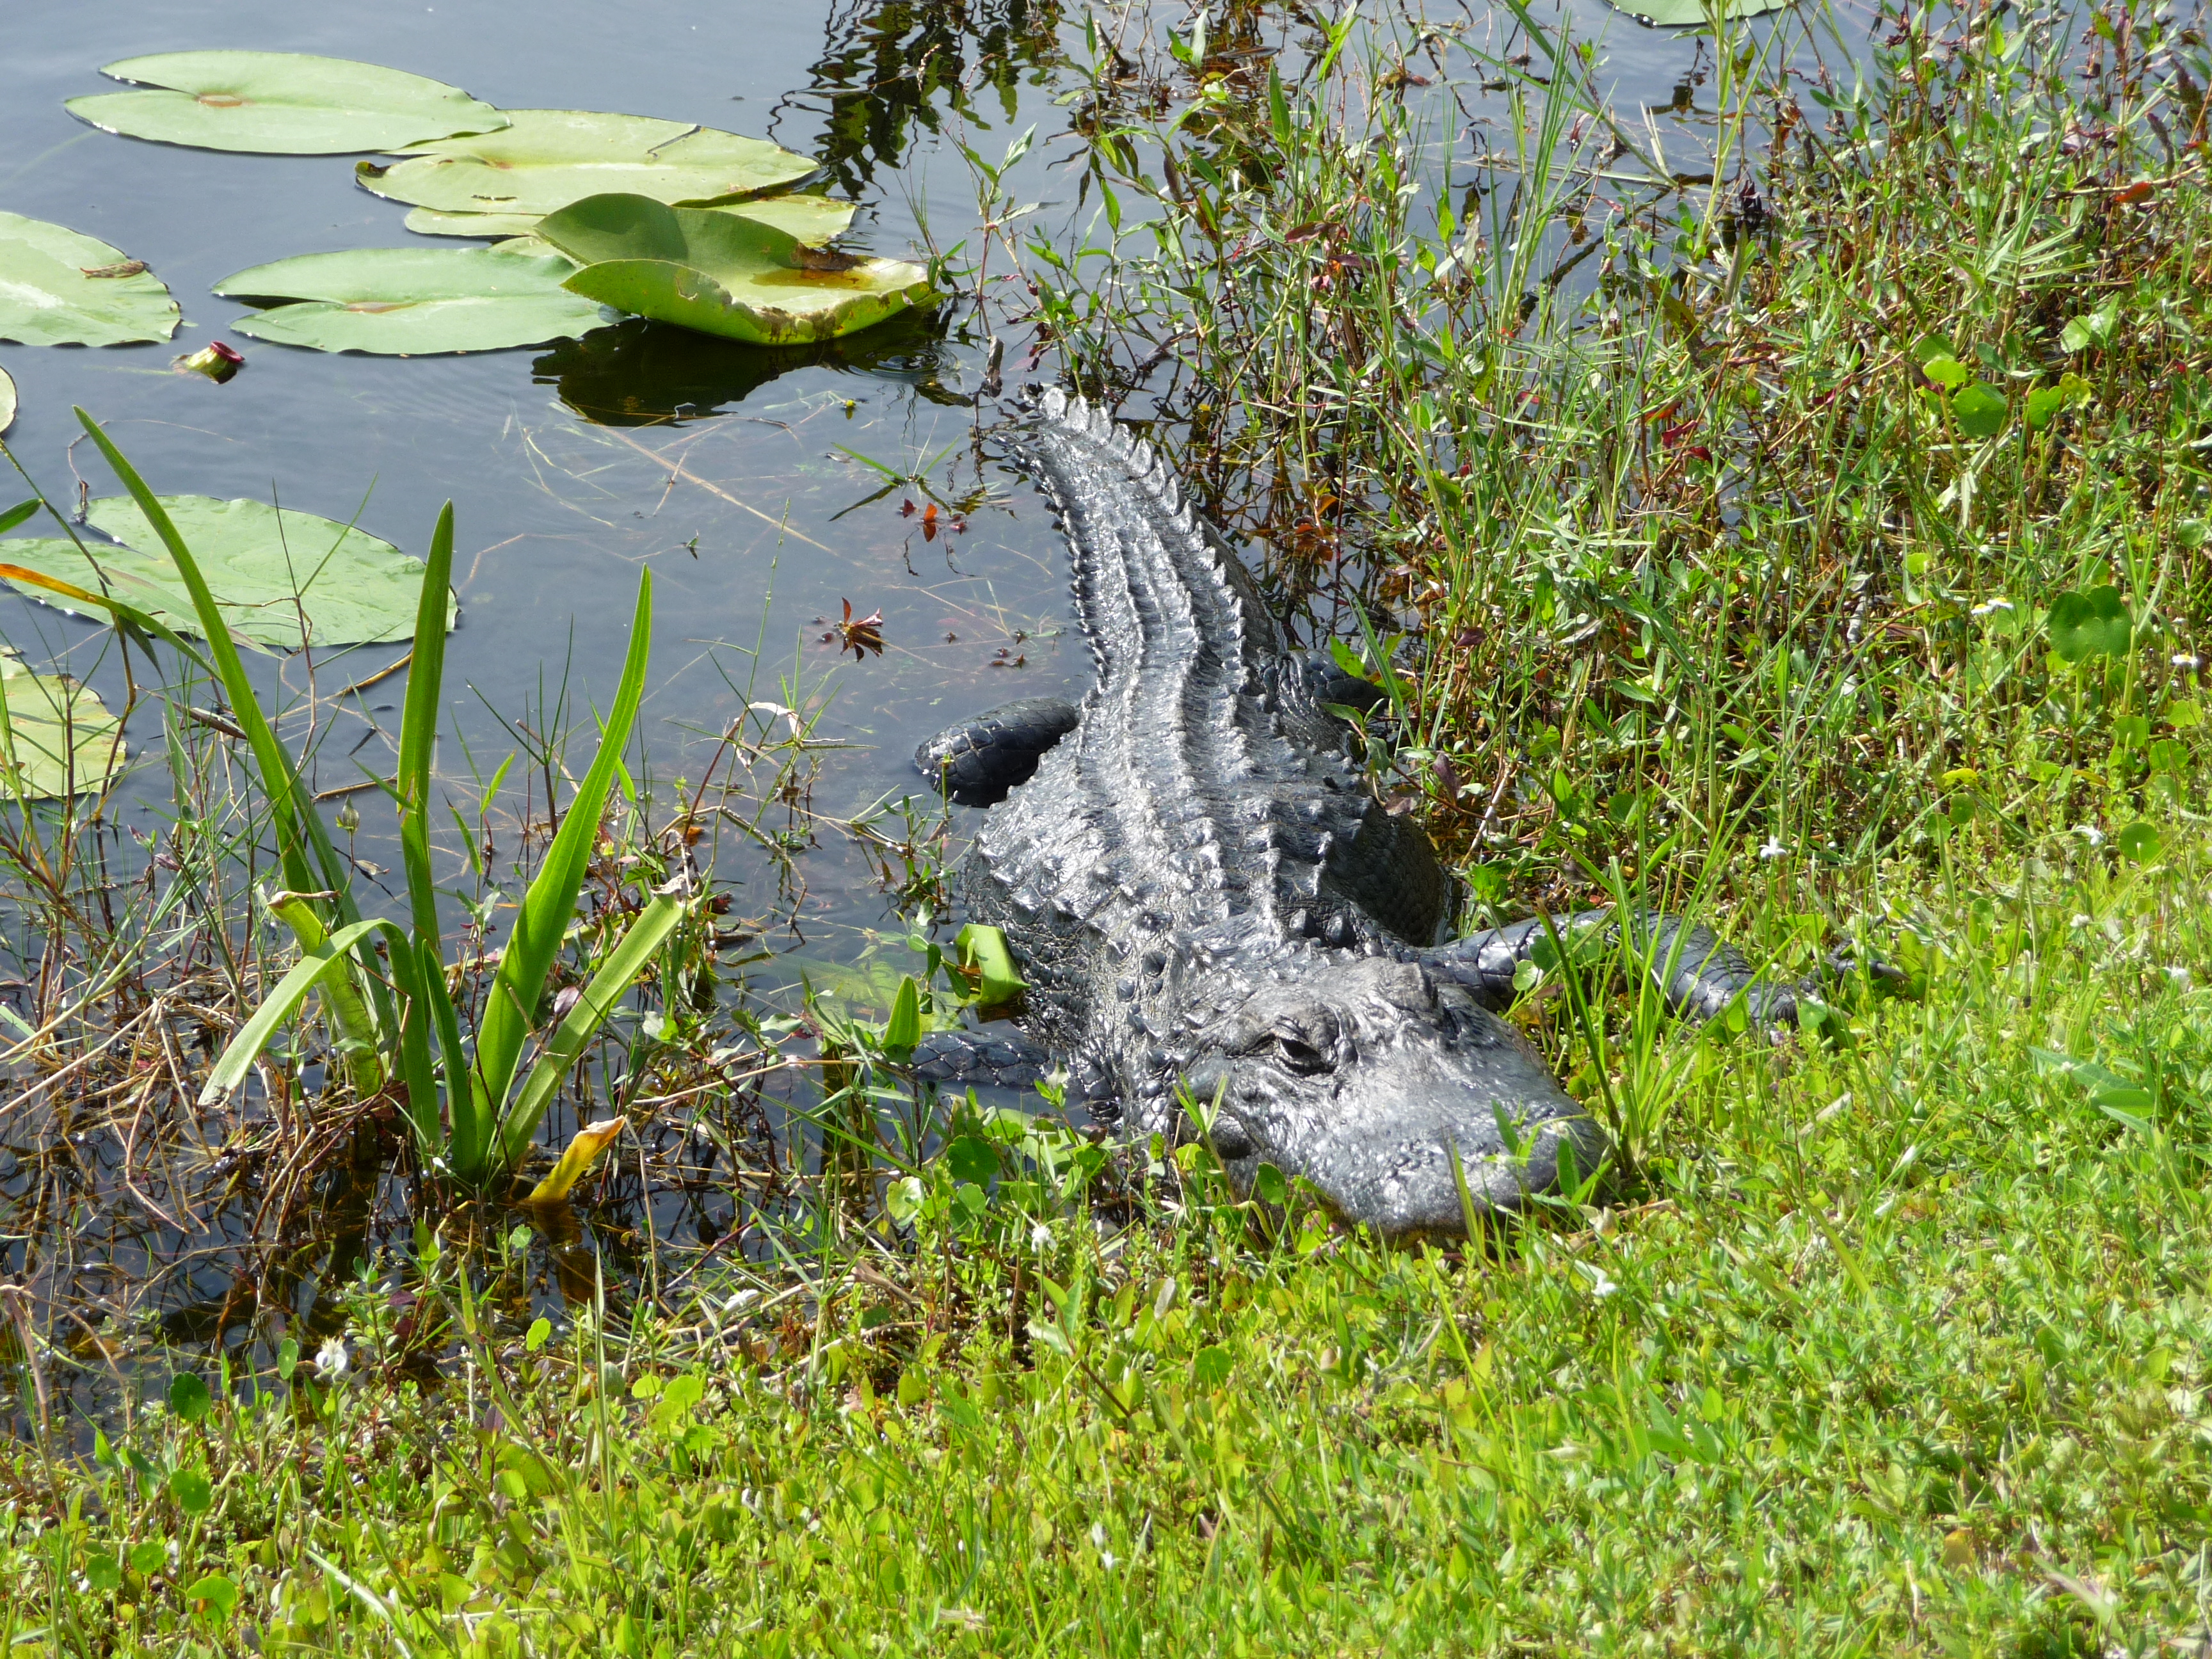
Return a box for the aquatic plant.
[44,410,687,1187]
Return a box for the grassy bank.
[8,0,2212,1653]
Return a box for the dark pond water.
[0,0,1845,1423]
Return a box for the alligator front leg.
[914,696,1082,806]
[1422,910,1815,1025]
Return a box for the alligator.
[912,388,1809,1240]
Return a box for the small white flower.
[314,1337,348,1382]
[2167,965,2195,991]
[2074,825,2105,847]
[2173,654,2202,670]
[1970,598,2015,618]
[1575,1262,1621,1299]
[1030,1221,1053,1252]
[1759,836,1786,861]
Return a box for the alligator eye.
[1272,1029,1334,1075]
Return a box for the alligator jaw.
[1180,956,1607,1239]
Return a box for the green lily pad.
[1608,0,1791,24]
[404,193,858,248]
[2047,586,2131,663]
[68,51,506,155]
[0,212,179,347]
[357,109,816,218]
[214,246,606,355]
[537,194,931,346]
[402,206,549,239]
[0,646,126,799]
[0,365,14,435]
[3,495,455,648]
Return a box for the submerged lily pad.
[0,366,14,435]
[404,194,859,248]
[214,245,606,355]
[0,213,179,347]
[1609,0,1791,24]
[537,195,931,346]
[358,109,815,217]
[2,496,455,648]
[0,647,125,799]
[67,51,506,155]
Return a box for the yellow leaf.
[1942,1527,1976,1569]
[525,1117,625,1203]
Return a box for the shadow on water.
[534,309,962,428]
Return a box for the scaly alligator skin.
[917,389,1796,1239]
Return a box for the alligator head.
[1181,956,1607,1239]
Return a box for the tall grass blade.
[199,918,396,1105]
[463,566,653,1178]
[71,408,353,920]
[497,888,685,1174]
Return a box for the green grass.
[7,832,2211,1656]
[8,0,2212,1652]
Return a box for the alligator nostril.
[1208,1114,1255,1160]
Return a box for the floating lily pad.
[3,495,454,648]
[214,245,607,355]
[0,212,179,347]
[358,109,816,218]
[1609,0,1791,24]
[404,193,858,248]
[67,51,506,155]
[537,194,931,346]
[402,206,549,239]
[0,365,14,435]
[0,647,125,799]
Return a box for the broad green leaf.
[216,246,605,355]
[954,923,1028,1009]
[0,646,126,798]
[945,1135,999,1185]
[2026,372,2090,429]
[1920,355,1973,390]
[1909,332,1955,365]
[183,1572,239,1621]
[885,974,922,1055]
[2116,821,2163,863]
[0,212,179,346]
[1607,0,1790,26]
[406,194,858,247]
[358,109,815,216]
[0,365,13,435]
[2047,586,2131,662]
[168,1372,212,1420]
[168,1468,214,1515]
[68,51,506,154]
[4,495,454,648]
[1950,381,2009,438]
[539,194,931,345]
[524,1118,625,1203]
[2060,305,2119,352]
